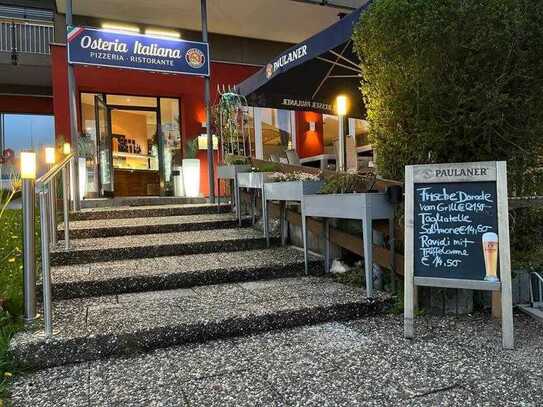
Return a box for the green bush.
[353,0,543,197]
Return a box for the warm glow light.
[336,95,349,116]
[20,151,36,180]
[63,143,71,155]
[102,22,140,33]
[45,147,56,164]
[198,134,218,150]
[309,121,316,132]
[145,28,181,39]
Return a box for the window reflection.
[0,113,55,178]
[160,98,181,192]
[259,108,293,160]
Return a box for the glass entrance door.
[95,95,114,196]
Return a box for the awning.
[236,2,370,118]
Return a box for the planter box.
[217,164,251,180]
[301,192,395,298]
[263,180,324,248]
[236,172,274,189]
[303,192,392,219]
[264,180,323,202]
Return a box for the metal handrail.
[36,152,75,188]
[34,152,77,336]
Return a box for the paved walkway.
[10,313,543,406]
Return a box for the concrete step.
[11,277,390,370]
[60,213,245,239]
[71,203,230,221]
[51,228,275,266]
[81,196,207,209]
[46,247,323,300]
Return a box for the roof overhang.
[55,0,368,43]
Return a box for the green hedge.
[353,0,543,197]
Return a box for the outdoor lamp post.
[336,95,349,172]
[20,151,37,323]
[44,146,57,247]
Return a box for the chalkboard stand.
[404,161,514,349]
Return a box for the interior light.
[45,146,56,165]
[198,134,218,150]
[336,95,348,116]
[145,28,181,39]
[20,151,36,180]
[309,121,316,132]
[102,22,140,33]
[63,143,71,155]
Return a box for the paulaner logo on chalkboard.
[434,167,488,177]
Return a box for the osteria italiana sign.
[67,26,209,76]
[404,161,514,349]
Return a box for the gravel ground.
[9,312,543,406]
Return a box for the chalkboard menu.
[404,161,514,349]
[414,181,498,280]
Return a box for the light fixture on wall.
[145,28,181,39]
[63,143,71,155]
[308,121,316,132]
[101,22,140,33]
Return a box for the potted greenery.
[182,138,200,198]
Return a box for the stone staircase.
[11,202,390,370]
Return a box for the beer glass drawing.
[482,232,499,282]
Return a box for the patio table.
[301,192,395,298]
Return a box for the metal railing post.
[22,178,36,322]
[62,166,70,250]
[49,179,57,247]
[39,190,53,336]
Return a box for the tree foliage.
[353,0,543,196]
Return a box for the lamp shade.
[63,143,71,155]
[45,147,56,164]
[20,151,36,179]
[336,95,348,116]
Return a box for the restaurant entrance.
[81,93,181,198]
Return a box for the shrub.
[319,170,376,194]
[353,0,543,197]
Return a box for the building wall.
[0,95,53,114]
[51,44,258,197]
[295,111,324,158]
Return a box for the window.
[80,93,99,196]
[0,113,55,178]
[160,98,181,188]
[256,108,293,160]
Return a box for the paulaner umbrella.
[236,1,370,119]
